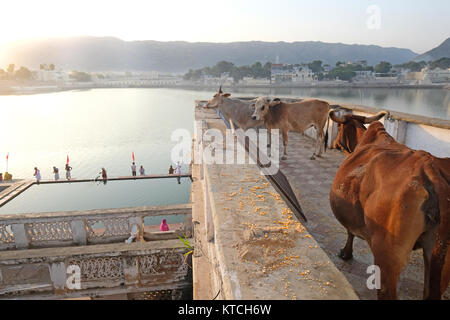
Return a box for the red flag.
[132,152,135,162]
[66,155,69,164]
[6,153,8,160]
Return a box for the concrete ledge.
[0,239,188,261]
[0,203,192,220]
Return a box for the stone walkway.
[278,132,450,300]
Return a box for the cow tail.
[324,111,330,152]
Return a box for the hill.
[415,38,450,62]
[0,36,418,73]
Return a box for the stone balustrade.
[0,204,192,251]
[0,240,192,299]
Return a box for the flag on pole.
[66,155,69,165]
[6,153,9,160]
[132,152,135,162]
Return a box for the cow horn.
[329,109,347,124]
[364,111,388,124]
[218,85,223,94]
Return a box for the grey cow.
[204,87,264,131]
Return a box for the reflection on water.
[0,179,191,215]
[228,87,450,120]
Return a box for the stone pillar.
[123,256,139,287]
[128,216,144,240]
[50,262,67,294]
[71,220,87,245]
[12,223,29,249]
[184,213,193,238]
[384,116,407,144]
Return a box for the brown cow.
[204,87,264,132]
[250,97,330,160]
[329,110,450,300]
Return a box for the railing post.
[184,212,193,237]
[128,216,144,240]
[123,256,139,286]
[11,223,29,249]
[71,220,87,245]
[384,116,407,144]
[50,262,67,294]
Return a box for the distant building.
[322,64,332,73]
[270,64,315,83]
[240,77,270,85]
[351,60,368,67]
[353,70,375,82]
[424,67,450,83]
[35,69,70,82]
[396,67,450,84]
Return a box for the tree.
[15,66,33,80]
[250,62,262,77]
[429,57,450,70]
[394,61,426,72]
[327,69,356,81]
[183,69,202,81]
[212,61,235,76]
[375,61,392,74]
[308,60,323,73]
[7,64,15,74]
[69,70,92,82]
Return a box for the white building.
[397,67,450,84]
[240,77,270,85]
[353,70,375,82]
[423,67,450,83]
[270,64,315,83]
[35,69,70,82]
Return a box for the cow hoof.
[338,249,353,260]
[310,155,316,160]
[281,155,288,160]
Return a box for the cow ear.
[222,93,231,97]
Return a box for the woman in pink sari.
[160,218,169,231]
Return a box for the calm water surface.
[230,87,450,119]
[0,87,448,213]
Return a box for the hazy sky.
[1,0,449,53]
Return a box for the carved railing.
[0,240,192,299]
[0,204,192,251]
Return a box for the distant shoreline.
[0,82,448,96]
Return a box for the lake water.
[0,87,448,214]
[228,87,450,120]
